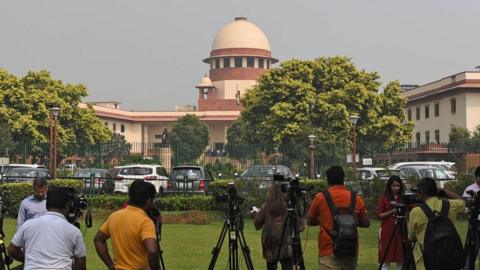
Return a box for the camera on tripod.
[215,182,244,205]
[390,193,422,219]
[67,193,89,224]
[274,173,306,198]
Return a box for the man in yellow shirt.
[407,177,465,270]
[94,180,160,270]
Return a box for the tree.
[0,69,111,155]
[225,119,252,160]
[241,57,413,151]
[93,133,132,165]
[0,120,16,156]
[170,114,209,164]
[448,125,471,153]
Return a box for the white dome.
[196,74,214,88]
[211,17,271,51]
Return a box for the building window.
[215,58,220,69]
[112,123,116,132]
[407,109,412,121]
[416,107,420,120]
[203,88,209,100]
[104,122,108,126]
[267,60,270,69]
[416,132,421,145]
[434,102,439,117]
[223,58,230,68]
[450,97,456,114]
[258,58,264,68]
[234,57,243,67]
[121,124,125,133]
[435,130,440,144]
[247,57,254,68]
[155,134,162,139]
[425,131,430,144]
[425,105,430,119]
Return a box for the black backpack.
[420,200,465,270]
[322,191,358,257]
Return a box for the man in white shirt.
[463,166,480,198]
[8,187,86,270]
[17,177,48,229]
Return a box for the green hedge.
[0,179,84,217]
[87,195,214,211]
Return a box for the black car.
[168,166,214,195]
[74,168,115,194]
[240,165,294,188]
[2,167,52,183]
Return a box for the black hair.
[46,187,73,210]
[33,177,48,187]
[475,166,480,178]
[326,166,344,185]
[384,175,405,201]
[417,177,438,196]
[128,180,156,207]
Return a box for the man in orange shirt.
[308,166,370,270]
[94,180,160,270]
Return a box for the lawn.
[0,210,471,270]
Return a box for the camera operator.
[94,180,160,270]
[407,177,465,270]
[307,166,370,270]
[17,177,48,229]
[463,166,480,198]
[376,175,405,270]
[7,187,86,270]
[253,180,303,270]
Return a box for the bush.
[87,195,128,209]
[444,173,474,195]
[0,179,85,217]
[158,195,214,211]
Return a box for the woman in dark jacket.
[376,175,405,270]
[254,182,297,270]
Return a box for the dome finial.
[235,17,247,21]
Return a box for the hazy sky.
[1,0,479,111]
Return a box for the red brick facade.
[198,98,242,111]
[210,67,266,81]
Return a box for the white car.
[114,164,169,194]
[387,161,456,178]
[355,167,405,180]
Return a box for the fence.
[2,140,480,178]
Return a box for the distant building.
[401,70,480,144]
[84,17,277,152]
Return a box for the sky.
[1,0,479,111]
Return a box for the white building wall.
[466,92,480,131]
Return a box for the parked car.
[168,166,214,195]
[74,168,114,194]
[241,165,293,181]
[108,167,124,178]
[2,167,52,183]
[398,165,454,188]
[355,167,406,180]
[114,164,169,194]
[1,164,47,179]
[388,161,456,178]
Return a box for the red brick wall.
[210,67,266,81]
[198,98,242,111]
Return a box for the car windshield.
[75,170,105,178]
[242,166,278,177]
[6,169,49,178]
[376,170,402,178]
[418,168,450,180]
[172,169,202,180]
[120,167,153,175]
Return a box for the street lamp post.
[49,107,60,178]
[308,135,316,179]
[349,115,360,179]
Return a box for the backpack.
[322,191,358,257]
[420,200,465,270]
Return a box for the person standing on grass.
[94,179,160,270]
[17,177,48,230]
[376,175,405,270]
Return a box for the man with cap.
[407,177,465,270]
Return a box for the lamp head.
[349,115,360,125]
[308,135,316,145]
[51,107,60,118]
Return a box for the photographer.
[307,166,370,270]
[17,177,48,229]
[94,180,160,270]
[376,175,405,270]
[253,180,303,270]
[7,187,86,270]
[463,166,480,198]
[407,177,465,270]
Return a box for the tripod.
[0,210,12,270]
[149,208,166,270]
[208,197,254,270]
[274,192,305,270]
[378,207,416,270]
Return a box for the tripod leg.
[208,220,229,270]
[378,223,400,270]
[238,229,254,270]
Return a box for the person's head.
[385,175,404,200]
[326,166,344,186]
[475,166,480,186]
[128,180,156,210]
[33,177,48,200]
[46,187,74,216]
[416,177,438,201]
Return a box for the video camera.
[390,192,423,219]
[215,182,244,205]
[67,193,89,225]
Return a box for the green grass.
[1,210,471,270]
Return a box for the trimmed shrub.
[158,195,213,211]
[86,195,128,210]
